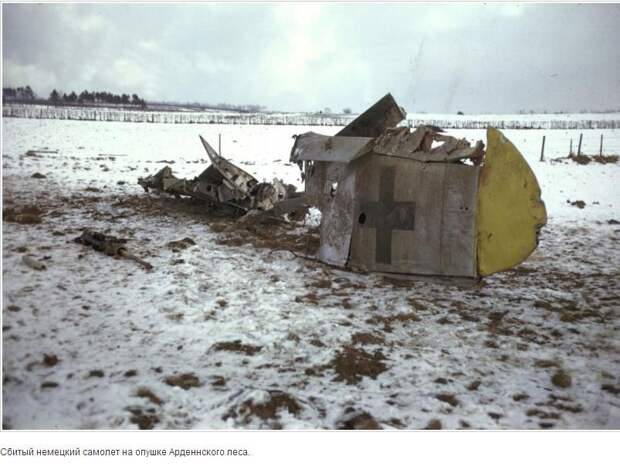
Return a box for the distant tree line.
[3,86,36,101]
[2,85,146,108]
[49,89,146,107]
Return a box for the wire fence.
[441,128,620,158]
[4,104,620,130]
[2,104,352,126]
[407,117,620,130]
[3,104,620,157]
[535,132,620,158]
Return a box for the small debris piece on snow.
[43,354,59,366]
[336,410,382,430]
[568,200,586,209]
[164,373,201,390]
[551,370,572,388]
[424,419,442,430]
[22,255,46,271]
[75,230,153,270]
[167,237,196,252]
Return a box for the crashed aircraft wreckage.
[139,93,547,280]
[138,135,299,214]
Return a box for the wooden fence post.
[569,139,573,156]
[540,135,546,161]
[218,134,222,156]
[577,133,583,156]
[600,134,603,157]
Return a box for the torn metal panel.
[302,161,324,206]
[357,165,417,266]
[304,161,348,208]
[253,179,291,211]
[271,194,308,217]
[317,162,358,266]
[372,126,485,164]
[197,165,224,185]
[372,126,428,156]
[349,154,479,277]
[430,135,465,155]
[336,93,406,138]
[350,155,444,275]
[444,140,485,163]
[192,176,220,201]
[199,134,220,161]
[138,165,219,203]
[290,132,374,163]
[439,164,479,277]
[199,135,258,195]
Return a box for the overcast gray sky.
[3,2,620,113]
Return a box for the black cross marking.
[358,167,415,264]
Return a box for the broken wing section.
[476,127,547,276]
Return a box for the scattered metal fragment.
[75,230,153,270]
[139,135,302,215]
[22,255,47,271]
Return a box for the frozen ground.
[2,117,619,430]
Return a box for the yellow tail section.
[477,128,547,276]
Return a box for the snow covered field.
[2,117,619,429]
